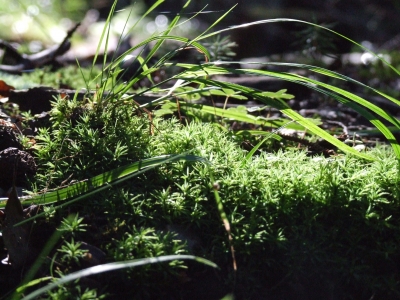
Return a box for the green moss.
[32,99,400,298]
[0,66,101,90]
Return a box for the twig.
[326,120,349,135]
[0,23,80,74]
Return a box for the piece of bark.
[0,147,37,190]
[9,87,68,114]
[0,119,22,151]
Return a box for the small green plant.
[201,34,237,61]
[57,238,87,266]
[59,214,87,236]
[294,18,338,59]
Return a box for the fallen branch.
[0,23,80,74]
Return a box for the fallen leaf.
[1,186,29,269]
[0,80,15,98]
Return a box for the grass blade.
[13,154,208,225]
[170,64,399,158]
[21,255,217,300]
[175,76,375,160]
[157,101,314,130]
[210,174,237,280]
[193,4,238,43]
[243,121,295,164]
[0,154,208,222]
[13,229,63,298]
[197,18,400,77]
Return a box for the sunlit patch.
[49,26,65,43]
[29,40,43,53]
[60,18,73,30]
[12,19,29,35]
[26,5,40,17]
[1,256,9,265]
[155,14,168,29]
[146,21,156,34]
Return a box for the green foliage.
[108,227,187,262]
[294,19,338,58]
[21,112,400,298]
[33,94,153,188]
[6,1,400,299]
[145,126,400,298]
[45,284,103,300]
[0,66,102,90]
[59,214,87,236]
[201,35,237,61]
[57,238,87,266]
[104,227,189,297]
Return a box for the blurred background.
[1,0,400,59]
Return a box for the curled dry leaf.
[0,80,15,98]
[1,186,29,269]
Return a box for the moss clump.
[29,95,400,298]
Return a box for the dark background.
[1,0,400,59]
[137,0,400,58]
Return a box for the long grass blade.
[242,68,400,129]
[12,154,207,226]
[13,229,63,298]
[21,255,217,300]
[197,18,400,77]
[210,174,237,279]
[0,154,207,212]
[175,76,375,160]
[90,0,118,83]
[243,121,295,164]
[146,0,190,60]
[171,64,399,158]
[239,61,400,108]
[157,101,313,130]
[97,35,210,95]
[193,5,238,43]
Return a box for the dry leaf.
[0,80,15,98]
[1,186,29,269]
